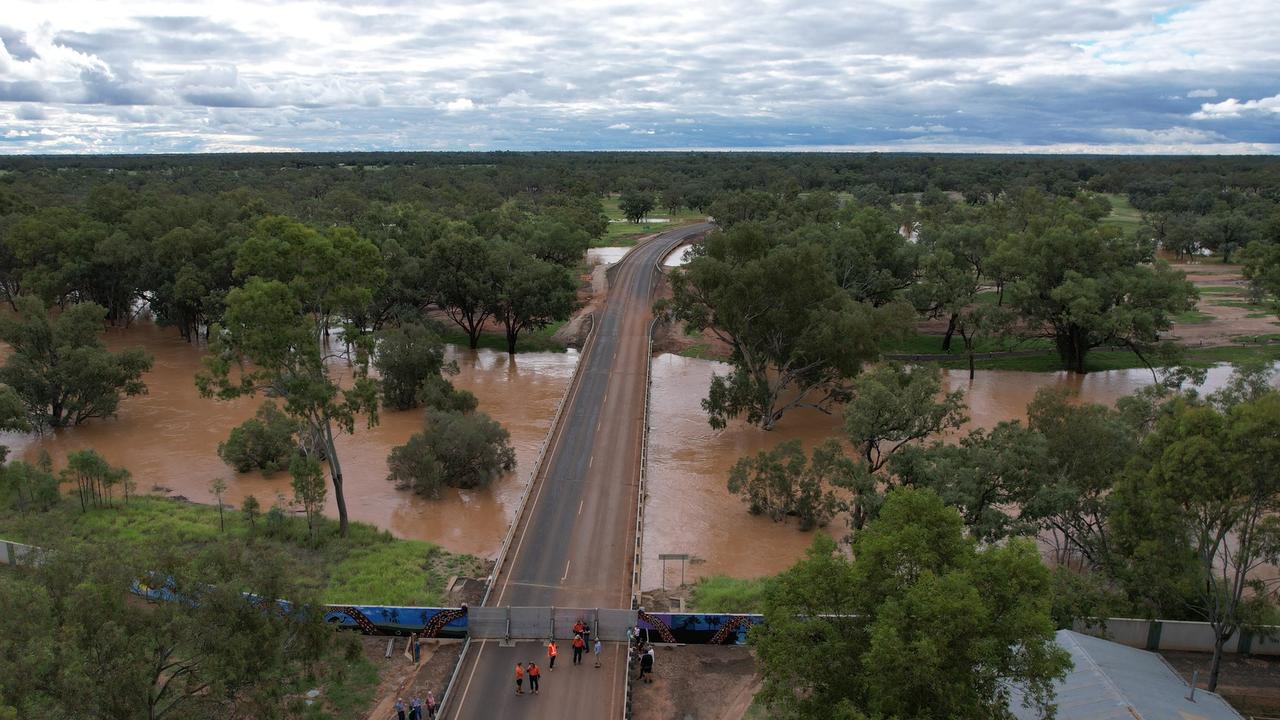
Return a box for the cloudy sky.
[1,0,1278,154]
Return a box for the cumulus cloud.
[1192,93,1280,119]
[0,0,1277,153]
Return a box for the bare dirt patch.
[630,645,759,720]
[1160,650,1280,717]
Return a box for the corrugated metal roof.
[1008,630,1244,720]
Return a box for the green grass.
[677,343,715,360]
[1210,300,1270,311]
[881,332,1051,356]
[1196,286,1245,295]
[1171,310,1215,324]
[1,495,482,606]
[1102,193,1143,230]
[302,655,381,720]
[437,319,568,353]
[593,195,706,247]
[1230,333,1280,344]
[688,575,769,613]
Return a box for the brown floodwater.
[0,321,577,558]
[641,354,1262,587]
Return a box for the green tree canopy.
[0,540,338,719]
[488,243,577,354]
[387,409,516,498]
[668,221,911,430]
[0,296,152,430]
[218,401,300,475]
[1110,391,1280,691]
[372,322,463,411]
[751,488,1070,720]
[1002,220,1197,373]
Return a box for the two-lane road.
[447,223,709,719]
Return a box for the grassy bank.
[882,331,1280,373]
[0,495,485,606]
[438,319,569,353]
[687,575,769,613]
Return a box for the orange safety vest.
[548,642,557,657]
[529,665,541,677]
[573,636,585,649]
[515,665,524,679]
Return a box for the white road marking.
[561,560,572,582]
[578,498,585,516]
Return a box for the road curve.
[446,223,710,720]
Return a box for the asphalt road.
[446,224,710,719]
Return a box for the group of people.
[393,692,437,720]
[515,619,606,696]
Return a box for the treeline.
[667,188,1197,430]
[4,152,1279,214]
[729,360,1280,695]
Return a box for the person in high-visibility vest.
[572,633,586,665]
[528,661,542,694]
[515,662,525,695]
[547,639,558,670]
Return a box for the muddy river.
[0,317,1265,584]
[0,322,577,558]
[640,354,1256,587]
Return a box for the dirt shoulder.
[630,645,759,720]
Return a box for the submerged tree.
[0,297,152,430]
[198,276,379,539]
[372,323,467,411]
[727,439,848,530]
[668,222,911,430]
[217,402,300,475]
[387,409,516,498]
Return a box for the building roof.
[1008,629,1244,720]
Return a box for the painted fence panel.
[321,604,468,638]
[637,611,764,646]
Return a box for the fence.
[1,540,44,568]
[1074,618,1280,656]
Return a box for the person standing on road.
[528,661,541,694]
[395,697,406,720]
[515,662,525,694]
[410,696,422,720]
[572,633,585,665]
[425,690,437,719]
[411,632,421,664]
[547,639,558,670]
[593,638,603,668]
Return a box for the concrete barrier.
[1074,617,1280,656]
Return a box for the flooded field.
[640,353,1258,587]
[0,322,578,558]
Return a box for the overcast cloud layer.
[1,0,1278,154]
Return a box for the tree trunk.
[968,352,976,380]
[506,327,519,355]
[941,313,959,352]
[321,417,349,538]
[1208,633,1226,691]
